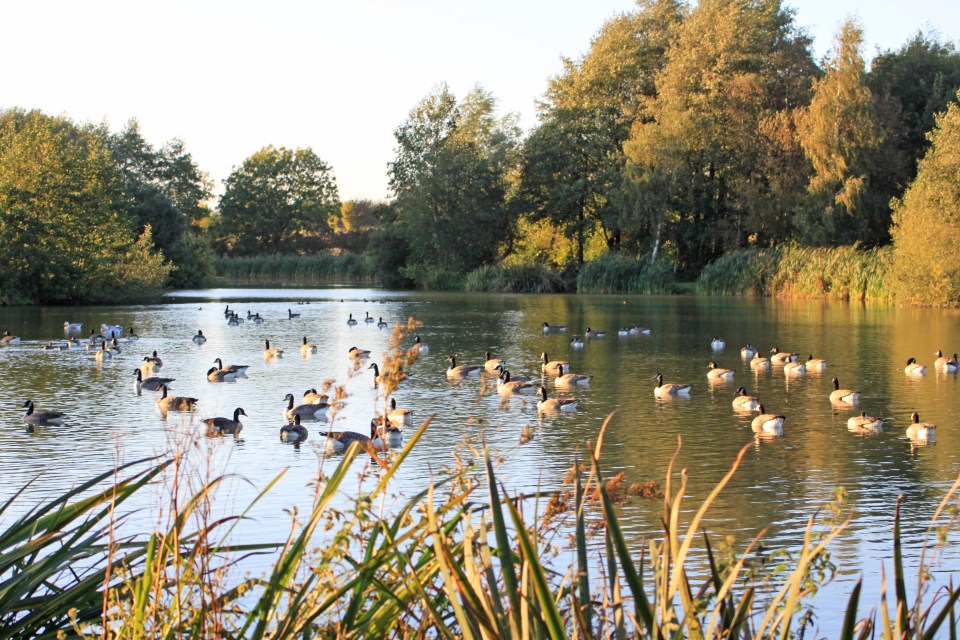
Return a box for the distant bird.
[805,355,827,372]
[940,353,960,373]
[284,393,328,421]
[536,386,579,413]
[654,373,691,398]
[100,324,123,339]
[370,417,404,448]
[410,335,429,355]
[63,321,82,333]
[21,400,65,425]
[207,366,237,382]
[570,336,584,349]
[156,385,197,413]
[585,327,606,339]
[213,357,249,377]
[554,363,591,387]
[288,308,301,319]
[497,370,538,395]
[904,357,926,376]
[280,414,309,443]
[494,363,532,383]
[134,368,175,392]
[906,412,936,442]
[320,428,372,454]
[934,349,950,369]
[618,327,630,337]
[377,317,388,329]
[385,397,414,428]
[732,387,760,411]
[94,343,114,361]
[144,351,163,368]
[707,361,735,380]
[484,351,505,372]
[750,355,770,370]
[752,404,785,436]
[847,412,883,434]
[263,340,284,359]
[445,356,482,380]
[769,347,797,364]
[829,377,861,405]
[303,388,329,405]
[1,330,21,345]
[711,337,726,350]
[542,322,567,334]
[203,407,245,437]
[192,330,207,345]
[782,361,806,376]
[741,344,757,359]
[629,326,651,335]
[541,352,569,374]
[348,346,371,359]
[347,314,358,326]
[126,327,140,341]
[369,362,408,386]
[300,336,318,356]
[364,312,375,323]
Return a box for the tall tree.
[216,146,340,255]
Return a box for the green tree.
[216,146,340,255]
[889,94,960,306]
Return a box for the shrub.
[464,263,569,293]
[576,252,675,294]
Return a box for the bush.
[166,231,216,289]
[464,263,569,293]
[576,252,675,294]
[366,227,413,288]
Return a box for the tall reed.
[576,253,676,294]
[464,263,569,293]
[214,253,375,285]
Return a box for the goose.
[410,335,429,354]
[134,368,175,391]
[94,342,114,361]
[484,351,506,372]
[769,347,797,364]
[192,330,207,345]
[126,327,139,341]
[251,313,264,325]
[280,414,309,443]
[144,351,163,368]
[377,317,388,329]
[750,355,770,370]
[320,428,372,454]
[494,364,533,384]
[21,400,65,425]
[227,313,240,326]
[300,336,318,356]
[348,346,371,360]
[829,377,860,405]
[741,344,757,359]
[446,356,482,379]
[203,407,245,437]
[1,330,21,345]
[369,362,409,386]
[585,327,606,339]
[732,387,760,411]
[654,373,692,398]
[107,338,123,355]
[805,355,827,372]
[347,314,358,326]
[752,404,785,436]
[847,412,883,433]
[288,308,301,319]
[554,362,591,387]
[570,336,584,349]
[140,357,160,376]
[100,324,123,339]
[207,366,237,382]
[303,388,329,405]
[542,322,567,334]
[934,349,950,368]
[385,397,414,428]
[263,340,284,359]
[370,417,403,448]
[629,326,652,335]
[706,361,734,380]
[42,341,68,351]
[284,393,328,421]
[212,358,249,377]
[904,357,926,376]
[536,386,579,413]
[939,353,959,373]
[541,352,569,374]
[618,327,631,337]
[906,412,936,442]
[223,304,232,317]
[63,321,82,333]
[364,312,375,323]
[83,329,105,345]
[711,337,726,350]
[156,385,197,413]
[498,370,538,395]
[782,361,806,376]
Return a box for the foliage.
[166,231,216,289]
[216,146,340,256]
[365,225,413,288]
[399,263,465,291]
[889,96,960,306]
[576,252,675,294]
[214,253,374,284]
[463,262,569,293]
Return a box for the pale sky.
[3,1,957,201]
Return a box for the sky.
[3,0,958,201]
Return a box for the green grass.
[576,253,675,294]
[214,253,375,285]
[464,263,570,293]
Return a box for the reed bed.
[464,263,569,293]
[214,254,375,285]
[696,245,893,301]
[576,253,675,294]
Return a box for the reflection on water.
[1,289,959,634]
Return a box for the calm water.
[1,289,959,633]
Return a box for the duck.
[497,370,538,395]
[134,368,175,391]
[3,330,23,345]
[126,327,139,341]
[732,387,760,411]
[280,415,309,443]
[904,357,927,376]
[347,314,358,326]
[805,355,827,372]
[847,412,883,433]
[369,362,409,386]
[203,407,245,437]
[364,312,375,323]
[536,386,579,413]
[585,327,606,339]
[156,385,198,413]
[21,400,65,425]
[284,393,328,421]
[207,366,237,382]
[751,404,785,436]
[377,317,388,329]
[750,355,770,370]
[570,336,584,349]
[300,336,318,356]
[94,342,114,361]
[769,347,797,364]
[410,335,429,355]
[706,361,735,380]
[829,377,860,405]
[711,337,726,350]
[445,356,482,379]
[554,362,591,387]
[288,308,301,319]
[192,330,207,345]
[263,340,284,359]
[906,412,936,442]
[348,346,371,360]
[654,373,692,398]
[63,321,82,333]
[303,388,329,405]
[484,351,506,372]
[782,361,806,376]
[741,344,757,359]
[320,428,372,454]
[542,322,567,333]
[541,352,569,374]
[212,358,249,377]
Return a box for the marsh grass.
[214,254,375,285]
[464,263,569,293]
[576,254,676,294]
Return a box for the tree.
[888,94,960,306]
[216,146,340,255]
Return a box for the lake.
[0,288,958,634]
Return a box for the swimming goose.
[377,317,388,329]
[829,377,860,405]
[156,385,198,413]
[585,327,606,339]
[126,327,139,341]
[938,353,959,373]
[94,342,114,361]
[446,356,482,379]
[847,412,883,433]
[906,412,936,442]
[385,397,414,428]
[542,322,567,333]
[207,366,237,382]
[769,347,797,364]
[251,313,264,324]
[63,321,82,333]
[497,370,538,395]
[300,336,318,356]
[541,352,569,374]
[212,358,249,377]
[1,330,21,345]
[223,304,232,317]
[706,361,734,380]
[227,313,241,326]
[554,362,591,387]
[284,393,328,421]
[107,338,123,355]
[570,336,584,349]
[364,312,375,323]
[370,418,404,448]
[618,327,631,337]
[263,340,284,359]
[732,387,760,411]
[134,368,175,391]
[320,428,372,454]
[752,404,785,436]
[410,335,429,354]
[203,407,245,437]
[288,308,301,319]
[629,326,652,335]
[484,351,506,372]
[348,346,371,360]
[654,373,692,397]
[750,355,770,370]
[100,324,123,339]
[741,344,757,359]
[711,337,726,350]
[347,314,358,326]
[21,400,65,425]
[369,362,409,386]
[144,351,163,368]
[192,330,207,345]
[805,355,827,372]
[904,357,927,376]
[934,350,949,368]
[495,364,533,384]
[303,388,329,405]
[782,360,806,376]
[536,386,579,413]
[280,415,309,443]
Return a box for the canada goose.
[769,347,797,364]
[484,351,505,372]
[252,313,265,324]
[934,350,949,368]
[223,304,232,317]
[741,344,757,358]
[227,313,240,326]
[263,340,284,359]
[497,370,538,395]
[107,338,122,355]
[618,327,631,336]
[284,393,328,421]
[750,355,770,370]
[904,357,927,376]
[203,407,245,437]
[348,346,371,359]
[212,358,249,377]
[126,327,139,341]
[156,385,197,413]
[42,341,68,351]
[83,329,105,345]
[303,388,329,405]
[570,336,584,349]
[732,387,760,411]
[711,337,726,350]
[536,386,579,413]
[377,317,388,329]
[805,355,827,372]
[320,428,372,454]
[1,330,21,345]
[752,404,785,436]
[629,326,651,335]
[63,321,82,333]
[94,342,113,361]
[385,397,414,428]
[364,312,375,323]
[410,335,429,354]
[100,324,123,339]
[446,356,482,379]
[21,400,65,425]
[585,327,606,339]
[554,362,591,387]
[144,351,163,368]
[347,314,358,326]
[654,373,692,397]
[207,366,237,382]
[939,353,959,373]
[542,322,567,333]
[829,377,860,405]
[280,414,309,443]
[782,361,806,376]
[847,412,883,433]
[288,308,301,319]
[140,357,159,376]
[706,361,734,380]
[494,364,533,383]
[300,336,318,356]
[369,362,409,386]
[192,330,206,345]
[134,368,175,391]
[541,352,569,374]
[906,412,936,442]
[370,418,404,448]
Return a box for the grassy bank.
[214,254,375,285]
